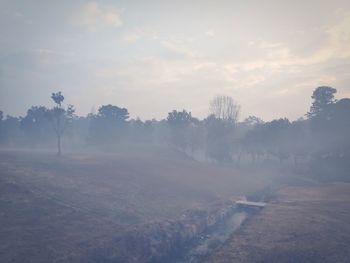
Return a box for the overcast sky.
[0,0,349,121]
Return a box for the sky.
[0,0,350,121]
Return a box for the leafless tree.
[209,95,240,124]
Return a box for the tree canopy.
[307,86,337,118]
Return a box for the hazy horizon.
[1,0,350,121]
[1,3,350,262]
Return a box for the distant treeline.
[0,86,349,177]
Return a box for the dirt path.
[204,183,350,263]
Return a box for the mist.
[1,1,350,263]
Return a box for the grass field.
[0,149,278,263]
[205,183,350,263]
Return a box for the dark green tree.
[167,110,192,126]
[204,114,232,163]
[89,104,129,144]
[166,110,193,151]
[307,86,337,118]
[20,106,51,145]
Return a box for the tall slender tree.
[50,92,75,155]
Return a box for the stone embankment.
[89,199,238,263]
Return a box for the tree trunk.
[237,152,242,168]
[57,134,61,156]
[57,117,61,156]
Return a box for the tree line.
[0,86,349,177]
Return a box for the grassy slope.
[0,149,277,262]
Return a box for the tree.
[0,115,21,146]
[204,114,233,163]
[209,95,240,124]
[187,118,205,156]
[264,118,291,164]
[307,86,337,118]
[167,110,192,126]
[49,92,75,156]
[51,92,64,106]
[128,118,155,143]
[98,104,129,121]
[89,104,129,144]
[20,106,51,145]
[311,98,350,155]
[243,116,264,126]
[206,96,240,163]
[166,110,193,151]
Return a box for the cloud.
[205,30,215,37]
[77,1,122,32]
[121,30,143,43]
[88,12,350,119]
[161,39,198,59]
[258,41,282,49]
[324,14,350,59]
[267,14,350,68]
[119,27,161,44]
[236,14,350,74]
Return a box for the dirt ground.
[0,150,278,263]
[205,183,350,263]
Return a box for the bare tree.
[209,95,240,124]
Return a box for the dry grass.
[205,183,350,263]
[0,149,277,263]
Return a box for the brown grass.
[205,183,350,263]
[0,149,277,263]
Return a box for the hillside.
[0,149,277,263]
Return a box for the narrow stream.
[166,210,247,263]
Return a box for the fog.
[1,86,350,262]
[1,1,350,263]
[1,88,350,178]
